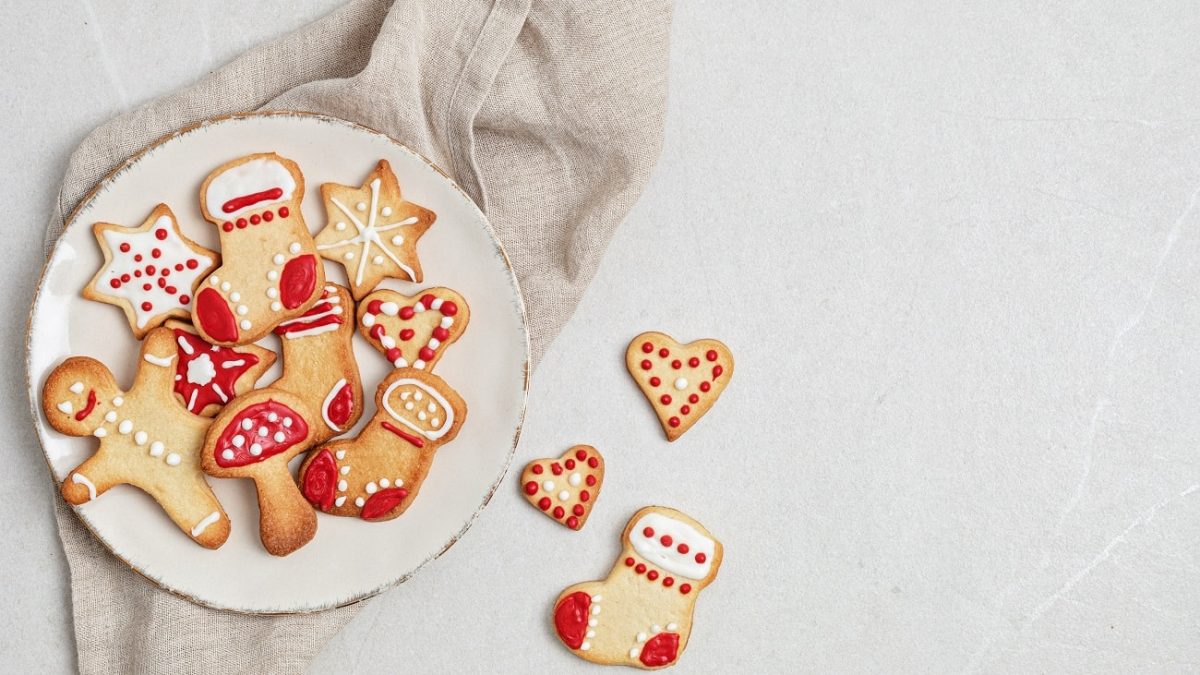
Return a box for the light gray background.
[3,1,1199,672]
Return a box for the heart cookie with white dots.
[357,287,470,370]
[626,332,733,442]
[521,445,605,530]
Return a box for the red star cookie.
[626,332,733,441]
[520,446,604,530]
[357,288,470,370]
[85,204,218,339]
[163,321,275,417]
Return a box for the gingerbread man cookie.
[626,332,733,441]
[84,204,217,339]
[201,284,363,556]
[192,153,325,345]
[552,506,722,669]
[42,327,233,548]
[357,288,469,369]
[163,321,275,417]
[520,446,604,530]
[313,159,435,300]
[298,367,466,521]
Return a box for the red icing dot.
[680,584,692,594]
[649,376,661,387]
[663,577,674,587]
[109,279,121,289]
[625,557,635,567]
[572,504,585,516]
[700,382,712,392]
[587,457,599,468]
[713,365,724,378]
[392,329,411,342]
[689,394,700,404]
[420,294,437,306]
[385,348,402,362]
[538,497,551,510]
[151,248,161,258]
[643,527,655,537]
[669,417,681,427]
[531,464,544,475]
[689,357,700,367]
[641,341,653,353]
[142,283,152,291]
[174,263,183,271]
[647,570,659,581]
[119,243,130,253]
[186,259,198,269]
[660,535,673,547]
[418,347,436,361]
[575,448,587,461]
[157,278,166,289]
[134,270,142,278]
[553,506,564,519]
[250,214,261,225]
[369,325,384,340]
[566,516,579,529]
[551,462,563,475]
[565,459,576,470]
[672,359,682,369]
[134,254,143,262]
[146,265,157,275]
[399,306,415,320]
[140,301,152,311]
[524,481,538,495]
[154,228,168,241]
[680,405,691,415]
[236,219,247,229]
[678,543,689,554]
[278,206,289,218]
[441,301,458,316]
[179,295,190,304]
[585,475,596,486]
[706,349,718,361]
[433,326,449,340]
[695,552,707,563]
[659,348,669,357]
[660,394,672,405]
[263,210,274,222]
[580,490,590,502]
[120,274,130,282]
[161,268,170,277]
[222,222,233,232]
[640,360,652,370]
[367,300,383,314]
[635,564,646,574]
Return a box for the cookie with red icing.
[162,321,275,417]
[200,284,363,555]
[313,159,435,300]
[626,332,733,441]
[357,287,470,369]
[42,327,232,548]
[298,367,467,521]
[192,152,326,346]
[520,445,604,530]
[84,204,218,339]
[552,506,723,669]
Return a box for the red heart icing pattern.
[356,287,470,370]
[521,445,605,530]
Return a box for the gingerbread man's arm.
[132,329,183,401]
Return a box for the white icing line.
[143,353,175,367]
[381,379,454,440]
[72,474,97,501]
[191,511,221,537]
[321,378,348,432]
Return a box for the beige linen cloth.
[40,0,672,672]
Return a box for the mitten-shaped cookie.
[298,367,466,521]
[192,153,325,345]
[552,507,723,669]
[201,284,363,555]
[42,327,245,548]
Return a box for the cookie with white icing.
[313,159,435,300]
[84,204,218,339]
[552,506,723,669]
[192,152,326,346]
[297,367,467,521]
[200,284,363,556]
[162,321,275,417]
[626,332,733,442]
[42,327,232,549]
[357,287,470,370]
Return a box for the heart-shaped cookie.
[357,288,470,370]
[521,445,605,530]
[626,332,733,441]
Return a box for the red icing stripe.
[360,487,409,520]
[273,313,342,336]
[302,449,337,511]
[74,389,97,421]
[221,187,282,214]
[381,421,424,447]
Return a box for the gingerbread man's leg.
[136,476,231,549]
[61,455,126,505]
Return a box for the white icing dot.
[340,466,350,475]
[592,605,601,615]
[267,288,278,298]
[222,449,234,460]
[241,419,253,430]
[395,478,404,487]
[289,242,301,254]
[236,305,248,315]
[232,435,245,447]
[271,301,282,311]
[166,453,181,466]
[652,624,661,633]
[380,335,396,349]
[356,202,366,211]
[258,426,268,437]
[589,619,597,627]
[335,450,345,460]
[344,251,355,260]
[431,417,440,426]
[427,402,436,413]
[391,235,403,246]
[404,401,414,411]
[667,623,678,631]
[267,270,279,281]
[249,443,262,456]
[209,276,219,286]
[629,649,639,658]
[283,417,293,427]
[134,431,148,445]
[104,411,117,423]
[558,490,570,501]
[118,420,133,434]
[674,377,689,390]
[418,411,427,421]
[335,222,346,231]
[273,254,285,265]
[381,206,392,216]
[366,482,378,494]
[93,428,107,438]
[112,396,123,407]
[335,496,346,507]
[149,441,164,456]
[542,481,555,491]
[220,282,231,292]
[381,302,399,316]
[580,642,590,651]
[230,292,241,302]
[69,382,84,394]
[272,431,284,443]
[569,473,582,487]
[239,319,251,330]
[267,413,278,422]
[355,497,365,507]
[380,478,390,488]
[373,255,384,265]
[338,480,348,491]
[637,632,647,643]
[413,391,423,402]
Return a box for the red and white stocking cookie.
[626,332,733,441]
[520,445,604,530]
[84,204,217,339]
[313,159,435,300]
[552,507,723,669]
[298,368,467,521]
[163,321,275,417]
[201,285,363,555]
[42,327,233,548]
[357,288,469,369]
[192,153,325,345]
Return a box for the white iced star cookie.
[313,160,436,300]
[84,204,218,339]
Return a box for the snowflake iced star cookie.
[520,446,604,530]
[626,332,733,441]
[552,506,722,669]
[41,327,231,549]
[84,204,217,339]
[163,322,275,417]
[357,288,470,369]
[314,159,436,299]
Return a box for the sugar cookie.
[357,288,469,370]
[520,445,604,530]
[626,332,733,441]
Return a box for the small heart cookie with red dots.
[521,445,604,530]
[626,332,733,442]
[357,288,470,370]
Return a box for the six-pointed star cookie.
[84,204,218,339]
[313,160,436,300]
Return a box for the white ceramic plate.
[27,112,529,613]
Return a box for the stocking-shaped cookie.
[626,332,733,441]
[357,288,469,369]
[201,285,363,555]
[41,327,263,548]
[298,368,466,521]
[552,507,723,669]
[193,152,325,345]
